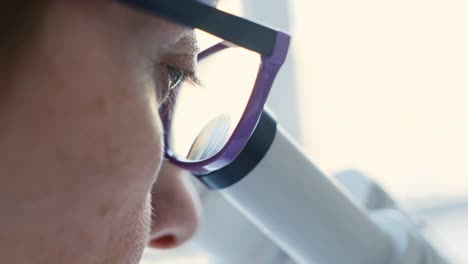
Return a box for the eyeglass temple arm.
[119,0,277,56]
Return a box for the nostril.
[149,234,178,249]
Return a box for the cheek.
[14,72,165,192]
[1,42,166,263]
[102,193,153,264]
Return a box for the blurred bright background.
[143,0,468,263]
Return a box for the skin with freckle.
[0,2,200,263]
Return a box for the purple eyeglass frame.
[120,0,290,174]
[162,32,290,175]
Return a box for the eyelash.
[162,65,201,110]
[167,65,200,89]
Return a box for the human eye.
[167,65,200,90]
[160,65,201,110]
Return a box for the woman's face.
[0,2,200,263]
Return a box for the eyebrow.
[171,34,200,55]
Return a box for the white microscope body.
[190,109,449,264]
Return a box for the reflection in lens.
[169,46,260,161]
[187,114,231,161]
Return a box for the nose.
[148,160,201,249]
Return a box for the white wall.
[250,0,468,202]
